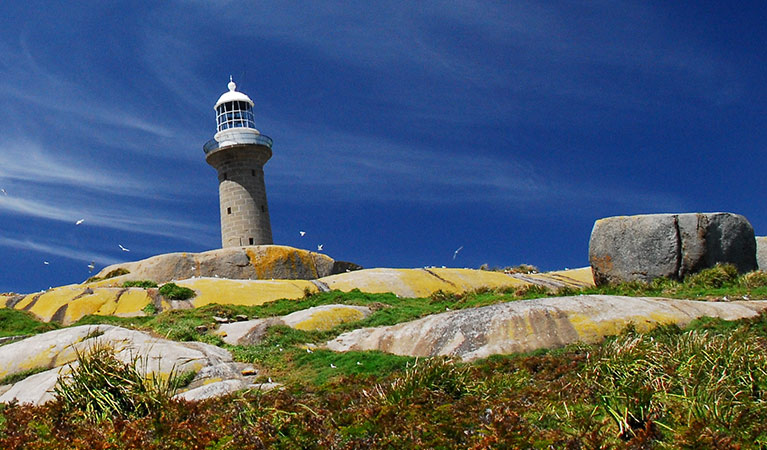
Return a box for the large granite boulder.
[325,295,767,361]
[589,213,757,285]
[91,245,359,285]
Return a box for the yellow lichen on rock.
[291,308,365,331]
[321,268,535,298]
[246,246,323,279]
[0,294,17,308]
[424,268,529,292]
[178,278,316,308]
[537,267,595,288]
[60,289,123,325]
[113,289,153,317]
[19,286,84,322]
[567,311,676,343]
[321,269,454,297]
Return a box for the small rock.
[241,367,258,376]
[213,316,230,324]
[235,314,249,321]
[195,325,208,333]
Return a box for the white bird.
[306,348,313,353]
[43,261,50,265]
[75,219,85,225]
[330,363,337,369]
[356,361,362,366]
[87,261,95,272]
[118,244,130,252]
[453,246,463,260]
[317,244,323,251]
[268,377,273,383]
[0,189,7,196]
[299,231,306,236]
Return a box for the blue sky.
[0,1,765,293]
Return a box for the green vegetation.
[0,367,49,386]
[0,308,58,338]
[577,264,767,300]
[85,268,130,283]
[123,280,158,289]
[5,265,767,446]
[141,302,158,315]
[158,283,195,300]
[2,313,767,447]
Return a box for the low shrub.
[86,268,130,283]
[158,283,195,300]
[740,270,767,289]
[123,280,158,289]
[685,264,739,289]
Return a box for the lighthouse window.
[227,207,232,215]
[261,205,265,212]
[249,238,254,245]
[216,101,256,132]
[251,169,256,176]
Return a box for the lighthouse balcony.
[203,131,273,154]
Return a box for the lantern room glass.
[216,100,256,132]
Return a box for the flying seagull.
[453,246,463,260]
[317,244,323,251]
[118,244,130,252]
[75,219,85,225]
[43,261,50,265]
[299,231,306,236]
[0,189,6,196]
[87,261,95,272]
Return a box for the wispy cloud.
[0,185,217,242]
[0,236,121,266]
[265,123,684,212]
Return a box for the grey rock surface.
[92,245,360,284]
[757,237,767,271]
[217,304,372,345]
[326,295,767,361]
[589,213,757,285]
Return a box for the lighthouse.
[204,78,273,247]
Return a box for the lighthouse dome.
[214,79,254,110]
[214,78,257,133]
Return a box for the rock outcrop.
[757,237,767,271]
[2,268,595,325]
[216,304,372,345]
[0,325,272,405]
[91,245,356,285]
[325,295,767,361]
[589,213,757,285]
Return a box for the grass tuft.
[54,342,186,422]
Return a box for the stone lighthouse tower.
[204,78,273,247]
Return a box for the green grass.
[6,268,767,446]
[123,280,158,289]
[0,367,49,385]
[158,283,195,300]
[0,308,58,338]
